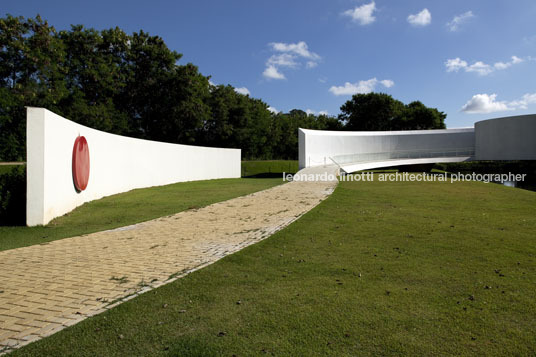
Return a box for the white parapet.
[298,114,536,173]
[475,114,536,160]
[26,108,241,226]
[298,127,475,170]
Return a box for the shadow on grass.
[242,173,285,179]
[0,166,26,226]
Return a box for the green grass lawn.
[0,178,282,252]
[0,165,21,175]
[12,176,536,356]
[241,160,298,177]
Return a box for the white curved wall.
[299,127,475,169]
[475,114,536,160]
[26,108,241,226]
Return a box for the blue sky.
[3,0,536,128]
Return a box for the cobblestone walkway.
[0,171,337,353]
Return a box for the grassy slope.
[0,162,299,177]
[241,160,298,177]
[12,176,536,356]
[0,165,21,175]
[0,178,281,252]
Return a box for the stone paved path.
[0,169,338,353]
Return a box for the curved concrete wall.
[26,108,241,226]
[299,127,475,169]
[475,114,536,160]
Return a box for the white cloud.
[269,41,321,60]
[461,94,509,113]
[208,80,216,86]
[263,65,286,80]
[466,61,493,76]
[407,8,431,27]
[507,93,536,110]
[305,109,329,116]
[263,41,321,80]
[511,55,524,64]
[267,106,280,114]
[234,87,250,96]
[328,78,394,96]
[461,93,536,113]
[446,56,526,76]
[267,53,299,68]
[342,1,376,25]
[445,58,468,72]
[493,61,510,70]
[380,79,395,88]
[446,11,474,32]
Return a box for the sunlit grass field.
[241,160,298,177]
[0,177,282,252]
[13,175,536,356]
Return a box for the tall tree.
[3,15,449,162]
[269,109,344,159]
[59,25,128,133]
[401,101,446,130]
[0,15,67,161]
[203,85,273,159]
[339,93,404,131]
[339,92,446,131]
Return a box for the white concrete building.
[299,114,536,173]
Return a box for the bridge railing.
[330,147,475,166]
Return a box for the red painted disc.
[72,136,90,192]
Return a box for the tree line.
[0,15,446,162]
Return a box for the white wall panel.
[475,114,536,160]
[26,108,241,226]
[299,127,475,169]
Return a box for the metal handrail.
[329,157,342,171]
[330,147,475,166]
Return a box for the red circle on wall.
[72,136,90,192]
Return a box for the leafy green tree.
[315,113,344,131]
[203,84,234,146]
[120,30,183,139]
[203,85,273,159]
[339,93,405,131]
[150,63,211,144]
[269,109,343,159]
[0,16,214,158]
[3,15,448,163]
[0,15,67,161]
[0,88,24,161]
[59,25,128,133]
[339,92,446,131]
[400,101,446,130]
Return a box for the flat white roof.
[299,127,475,136]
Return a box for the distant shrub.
[241,160,299,177]
[435,161,536,191]
[435,161,536,176]
[0,166,26,225]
